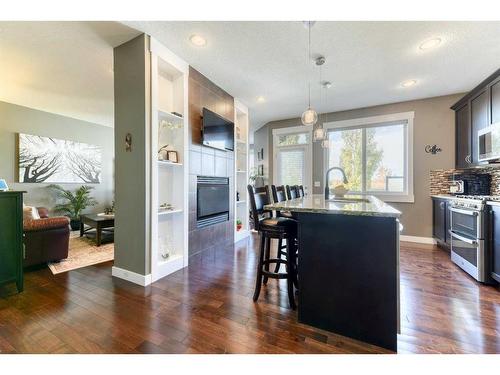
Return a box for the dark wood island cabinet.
[265,195,401,352]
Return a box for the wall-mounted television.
[202,107,234,151]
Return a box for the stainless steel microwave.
[478,122,500,162]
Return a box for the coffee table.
[80,214,115,246]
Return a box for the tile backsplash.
[430,167,500,196]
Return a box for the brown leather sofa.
[23,207,70,267]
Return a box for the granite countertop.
[264,194,401,218]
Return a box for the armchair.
[23,207,70,267]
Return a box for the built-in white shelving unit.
[234,99,250,243]
[150,38,189,282]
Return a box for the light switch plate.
[314,181,321,187]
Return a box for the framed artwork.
[17,133,102,183]
[167,151,179,163]
[258,164,264,176]
[257,148,264,161]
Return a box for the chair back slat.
[247,185,272,230]
[271,185,287,202]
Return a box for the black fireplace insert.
[197,176,229,228]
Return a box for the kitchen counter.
[266,194,400,352]
[431,194,456,200]
[265,194,401,218]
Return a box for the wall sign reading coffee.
[17,133,102,183]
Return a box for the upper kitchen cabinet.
[470,89,489,164]
[455,103,470,168]
[490,76,500,125]
[452,68,500,168]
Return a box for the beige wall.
[113,34,151,276]
[0,100,114,213]
[254,93,464,238]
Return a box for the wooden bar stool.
[286,185,299,200]
[247,185,298,309]
[271,184,294,274]
[297,185,305,197]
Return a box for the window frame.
[323,112,414,203]
[272,125,313,194]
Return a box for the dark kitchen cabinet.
[432,198,447,245]
[455,103,471,168]
[489,205,500,282]
[452,68,500,168]
[490,76,500,125]
[470,90,489,164]
[445,199,452,246]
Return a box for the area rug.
[48,235,114,274]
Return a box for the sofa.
[23,207,70,267]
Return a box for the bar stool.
[247,185,298,309]
[271,185,294,274]
[297,185,305,197]
[286,185,299,200]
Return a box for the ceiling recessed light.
[401,79,417,88]
[419,37,442,50]
[189,34,207,47]
[257,96,265,103]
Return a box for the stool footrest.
[261,259,289,279]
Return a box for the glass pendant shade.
[301,107,318,126]
[313,127,327,142]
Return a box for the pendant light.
[320,80,332,149]
[301,21,318,126]
[313,56,327,142]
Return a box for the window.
[272,125,313,193]
[277,148,305,186]
[277,133,309,146]
[324,112,414,202]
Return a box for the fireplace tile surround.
[188,67,235,257]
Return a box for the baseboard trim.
[112,266,152,286]
[400,235,437,245]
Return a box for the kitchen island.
[265,194,401,352]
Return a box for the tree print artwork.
[18,133,102,183]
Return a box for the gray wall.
[0,100,114,213]
[113,34,151,276]
[254,93,464,238]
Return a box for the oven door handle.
[449,207,479,216]
[449,230,478,246]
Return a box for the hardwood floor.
[1,234,499,354]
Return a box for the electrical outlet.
[314,181,321,187]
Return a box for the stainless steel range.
[449,195,495,283]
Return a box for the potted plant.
[236,219,243,231]
[48,184,98,231]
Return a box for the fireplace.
[197,176,230,228]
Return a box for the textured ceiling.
[1,21,499,134]
[0,21,139,126]
[125,21,500,134]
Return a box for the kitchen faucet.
[325,167,349,199]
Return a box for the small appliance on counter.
[449,180,464,194]
[449,172,490,196]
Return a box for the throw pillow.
[23,205,40,221]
